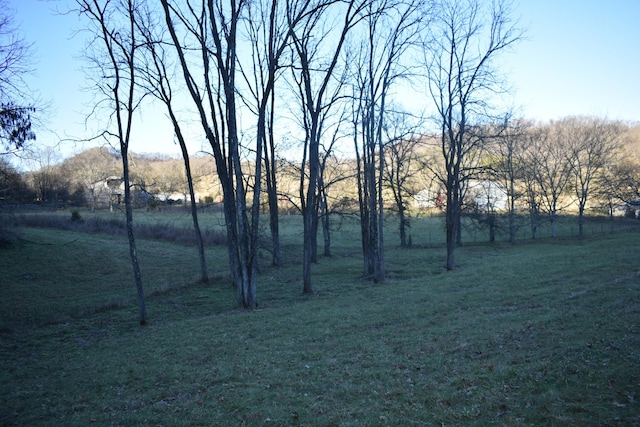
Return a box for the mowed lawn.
[1,214,639,426]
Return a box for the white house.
[413,180,507,212]
[466,180,508,212]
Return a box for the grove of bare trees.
[420,0,523,269]
[2,0,639,320]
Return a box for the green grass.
[1,214,639,426]
[12,205,637,248]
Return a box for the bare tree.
[0,0,37,153]
[135,6,209,282]
[420,0,522,269]
[350,0,421,281]
[562,116,625,237]
[317,110,352,257]
[160,0,260,307]
[27,147,67,205]
[382,110,423,247]
[599,126,640,214]
[519,130,542,239]
[289,0,368,293]
[239,0,339,268]
[77,0,147,324]
[238,0,282,267]
[600,157,640,217]
[490,117,531,243]
[528,122,572,238]
[237,0,316,267]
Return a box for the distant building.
[413,187,444,210]
[465,180,508,212]
[156,193,201,204]
[611,199,640,218]
[86,176,153,209]
[413,180,507,212]
[105,176,124,206]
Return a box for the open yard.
[1,211,639,426]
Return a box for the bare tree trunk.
[78,0,147,324]
[422,0,523,269]
[398,194,407,247]
[302,138,319,294]
[508,204,515,243]
[508,171,516,243]
[161,0,255,307]
[455,206,463,246]
[445,173,457,270]
[264,145,281,266]
[139,27,210,283]
[311,198,319,264]
[177,128,209,283]
[290,0,364,294]
[264,92,281,266]
[529,196,538,240]
[122,148,147,325]
[319,179,331,257]
[488,213,496,242]
[578,202,585,237]
[377,149,385,281]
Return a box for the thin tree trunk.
[265,148,281,266]
[183,155,208,282]
[122,148,147,325]
[320,185,331,257]
[302,136,319,294]
[248,113,263,307]
[265,92,281,266]
[302,204,315,294]
[455,207,463,246]
[398,202,407,247]
[508,175,516,244]
[530,199,538,240]
[311,203,319,263]
[445,170,458,270]
[375,131,385,282]
[446,209,457,270]
[172,112,208,283]
[488,213,496,242]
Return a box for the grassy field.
[6,204,637,247]
[1,212,639,426]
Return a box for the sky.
[9,0,640,162]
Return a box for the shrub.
[71,210,82,222]
[13,212,228,247]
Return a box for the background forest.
[3,120,640,220]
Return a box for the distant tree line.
[4,118,639,223]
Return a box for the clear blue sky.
[10,0,640,160]
[508,0,640,122]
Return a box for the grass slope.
[1,219,639,426]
